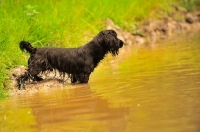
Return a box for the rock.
[11,65,27,77]
[198,14,200,22]
[185,13,196,24]
[9,66,27,90]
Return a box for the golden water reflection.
[1,33,200,132]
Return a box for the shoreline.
[106,6,200,47]
[8,5,200,96]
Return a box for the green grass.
[0,0,198,99]
[179,0,200,11]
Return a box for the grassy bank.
[0,0,199,99]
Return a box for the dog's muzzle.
[119,40,124,48]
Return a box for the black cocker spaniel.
[17,30,124,89]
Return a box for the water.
[1,32,200,132]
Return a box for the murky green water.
[1,32,200,132]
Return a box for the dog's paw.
[34,76,43,81]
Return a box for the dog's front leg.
[79,73,91,83]
[78,67,93,83]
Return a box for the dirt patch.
[9,66,69,95]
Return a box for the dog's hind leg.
[70,74,78,83]
[28,57,51,82]
[28,65,43,82]
[17,72,29,90]
[16,66,43,89]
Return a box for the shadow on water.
[1,31,200,132]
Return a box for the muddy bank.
[9,66,71,95]
[106,6,200,46]
[9,6,200,95]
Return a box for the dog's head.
[96,30,124,56]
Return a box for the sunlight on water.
[0,32,200,132]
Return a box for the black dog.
[17,30,123,89]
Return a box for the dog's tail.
[19,41,36,54]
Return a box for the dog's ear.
[100,30,117,37]
[95,32,106,45]
[103,30,117,45]
[95,30,110,44]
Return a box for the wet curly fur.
[17,30,124,89]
